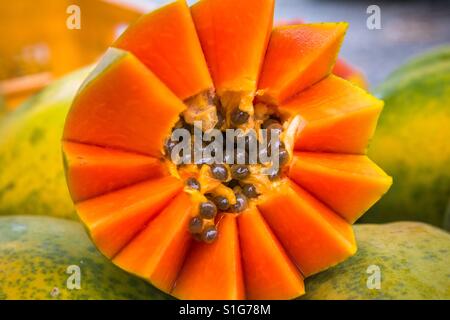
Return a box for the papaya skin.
[303,222,450,300]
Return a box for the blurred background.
[1,0,450,108]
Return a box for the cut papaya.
[289,152,393,223]
[62,0,391,300]
[62,141,168,203]
[258,179,356,276]
[172,215,245,300]
[258,23,348,105]
[238,207,305,300]
[114,0,212,100]
[279,75,383,154]
[113,192,193,292]
[191,0,274,93]
[64,48,186,157]
[76,176,182,258]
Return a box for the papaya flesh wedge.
[258,23,348,105]
[289,152,393,223]
[63,48,186,157]
[238,207,305,300]
[115,0,212,100]
[172,215,245,300]
[113,192,193,292]
[191,0,274,93]
[76,176,182,258]
[258,179,356,276]
[62,142,168,203]
[279,75,383,154]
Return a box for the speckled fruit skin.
[0,68,91,220]
[302,222,450,300]
[363,47,450,229]
[0,216,171,300]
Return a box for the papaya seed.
[231,108,249,126]
[210,164,228,181]
[185,177,201,191]
[199,201,217,219]
[188,216,203,234]
[230,164,250,180]
[202,226,218,244]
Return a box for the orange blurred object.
[0,0,144,110]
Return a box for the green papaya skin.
[363,47,450,229]
[303,222,450,300]
[0,68,92,220]
[0,216,171,300]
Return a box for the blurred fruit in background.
[363,46,450,230]
[0,68,90,220]
[0,0,144,110]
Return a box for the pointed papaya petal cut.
[113,192,193,292]
[76,176,182,258]
[238,207,305,300]
[62,141,168,203]
[258,23,348,104]
[114,0,212,100]
[257,179,356,276]
[63,48,186,157]
[289,152,393,224]
[172,215,245,300]
[279,75,383,154]
[191,0,274,93]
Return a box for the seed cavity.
[169,94,293,243]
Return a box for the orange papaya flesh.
[258,23,348,105]
[289,152,393,223]
[63,48,186,158]
[238,207,305,300]
[172,215,245,300]
[75,176,182,258]
[191,0,274,94]
[114,0,212,100]
[279,75,383,154]
[113,192,193,292]
[258,179,356,277]
[275,19,368,89]
[62,141,168,203]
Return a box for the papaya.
[276,19,367,89]
[0,68,91,220]
[303,222,450,300]
[363,47,450,229]
[62,0,391,300]
[0,216,171,300]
